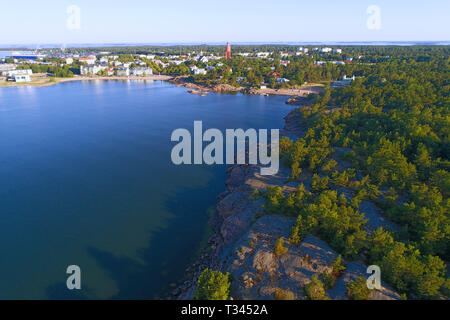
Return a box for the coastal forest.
[262,46,449,299]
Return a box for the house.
[333,48,343,54]
[276,78,290,83]
[331,75,355,88]
[256,52,270,58]
[0,64,17,75]
[260,83,268,90]
[79,55,97,65]
[194,68,207,75]
[189,66,207,75]
[320,47,332,53]
[107,68,115,76]
[130,67,153,76]
[100,57,109,64]
[117,67,130,76]
[8,74,31,82]
[65,57,74,64]
[198,56,209,63]
[5,69,33,77]
[343,75,355,81]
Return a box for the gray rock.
[359,201,400,233]
[221,208,256,245]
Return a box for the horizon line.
[1,40,449,49]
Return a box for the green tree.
[194,269,230,300]
[304,274,328,300]
[274,238,288,257]
[346,277,371,300]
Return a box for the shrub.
[194,269,230,300]
[311,174,329,193]
[274,238,288,257]
[274,288,295,300]
[346,277,371,300]
[304,274,328,300]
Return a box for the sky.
[0,0,449,45]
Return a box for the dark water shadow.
[46,282,93,300]
[57,170,225,299]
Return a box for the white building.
[320,47,332,53]
[331,75,355,88]
[190,66,207,75]
[130,67,153,76]
[276,78,290,83]
[79,55,97,65]
[9,74,31,82]
[80,65,101,75]
[4,69,33,77]
[256,52,270,58]
[333,48,343,54]
[296,47,309,54]
[65,57,74,64]
[198,56,209,63]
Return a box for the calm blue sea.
[0,80,293,299]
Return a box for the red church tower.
[226,42,231,60]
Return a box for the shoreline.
[169,106,307,300]
[1,74,323,100]
[0,74,175,88]
[171,76,325,97]
[171,103,402,300]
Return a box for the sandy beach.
[0,74,174,88]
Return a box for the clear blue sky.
[1,0,449,45]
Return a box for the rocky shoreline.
[170,101,402,300]
[171,76,323,98]
[168,101,305,300]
